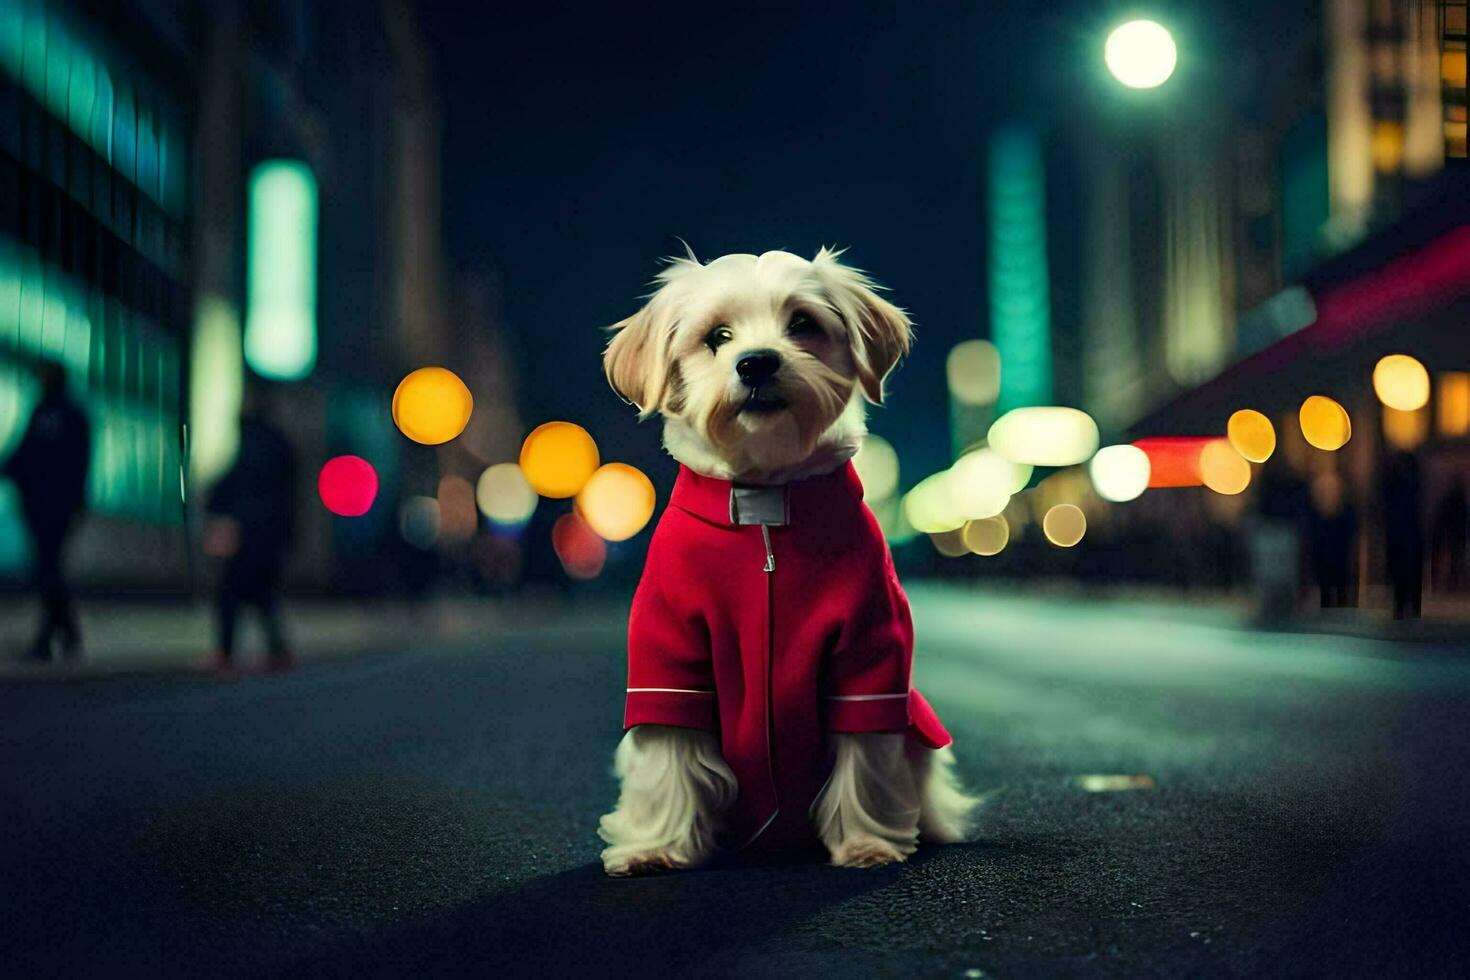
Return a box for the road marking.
[1074,774,1156,792]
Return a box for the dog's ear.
[813,248,913,405]
[604,303,669,417]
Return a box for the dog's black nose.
[736,350,781,388]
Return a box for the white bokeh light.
[1104,19,1178,89]
[853,435,900,502]
[1088,444,1151,503]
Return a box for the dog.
[597,247,978,875]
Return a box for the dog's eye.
[787,313,820,338]
[705,325,734,352]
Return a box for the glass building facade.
[0,0,189,575]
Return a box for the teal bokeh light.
[987,125,1052,413]
[244,160,318,382]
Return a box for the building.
[1,0,521,596]
[0,0,194,583]
[1108,0,1470,607]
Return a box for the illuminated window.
[1444,2,1468,157]
[1383,405,1430,450]
[1438,371,1470,436]
[1372,119,1406,172]
[0,236,180,524]
[244,160,318,381]
[0,2,184,214]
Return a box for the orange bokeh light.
[519,422,600,498]
[1226,409,1276,463]
[1199,439,1252,495]
[575,463,657,541]
[392,367,474,445]
[1299,395,1352,451]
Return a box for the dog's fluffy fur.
[598,247,979,874]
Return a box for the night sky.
[420,2,1061,486]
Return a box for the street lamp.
[1104,19,1177,89]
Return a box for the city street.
[3,586,1468,978]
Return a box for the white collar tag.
[729,485,789,526]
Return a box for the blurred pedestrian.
[2,359,91,661]
[1430,476,1467,593]
[1249,457,1309,624]
[1308,472,1357,608]
[201,389,298,672]
[1383,452,1424,620]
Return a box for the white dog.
[598,247,978,875]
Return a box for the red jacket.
[623,461,951,856]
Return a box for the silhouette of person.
[1383,452,1424,620]
[1249,455,1309,624]
[1309,472,1357,608]
[202,389,298,672]
[1430,476,1467,593]
[2,359,91,661]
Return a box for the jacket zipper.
[760,525,775,573]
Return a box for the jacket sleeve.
[824,546,914,733]
[623,556,718,733]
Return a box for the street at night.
[6,1,1470,975]
[4,588,1467,978]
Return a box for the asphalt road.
[2,586,1468,978]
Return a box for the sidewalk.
[0,593,620,681]
[5,582,1465,683]
[945,578,1470,650]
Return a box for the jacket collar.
[670,462,866,527]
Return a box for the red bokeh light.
[318,455,379,517]
[1132,437,1212,488]
[552,512,606,579]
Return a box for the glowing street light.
[1104,19,1178,90]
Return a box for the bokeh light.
[1299,395,1352,451]
[553,512,607,580]
[1089,444,1151,502]
[1372,354,1430,411]
[1438,372,1470,436]
[392,366,475,445]
[398,496,440,550]
[1042,503,1087,547]
[873,493,919,545]
[930,528,970,557]
[988,407,1100,467]
[1311,471,1346,516]
[1104,19,1178,89]
[903,473,967,533]
[1382,405,1430,451]
[853,434,900,501]
[1133,437,1211,488]
[963,515,1010,556]
[244,161,318,381]
[947,450,1018,520]
[1199,439,1252,495]
[989,126,1053,412]
[945,339,1002,406]
[576,463,657,541]
[1034,469,1096,521]
[520,421,600,498]
[953,446,1034,495]
[318,455,378,517]
[437,476,479,542]
[476,462,538,527]
[1227,409,1276,463]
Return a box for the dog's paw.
[828,835,909,869]
[601,847,692,877]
